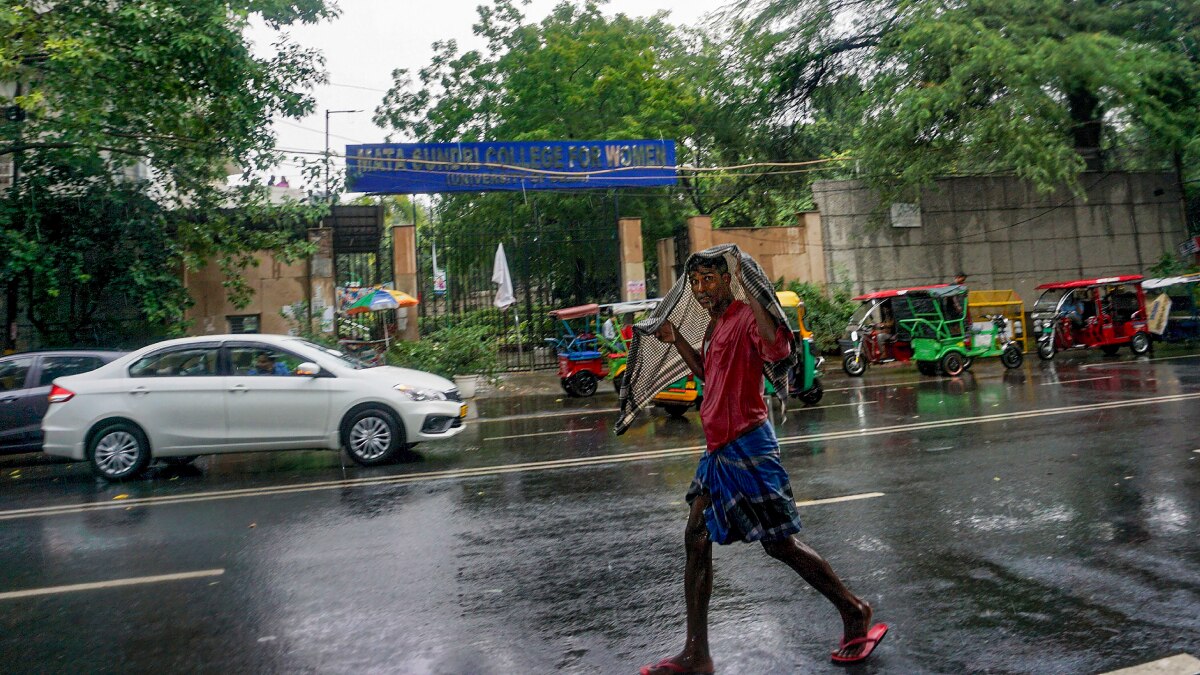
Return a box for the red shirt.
[699,300,791,451]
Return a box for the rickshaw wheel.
[917,361,937,376]
[560,378,571,394]
[1037,340,1055,360]
[940,351,966,377]
[568,371,598,397]
[961,357,974,371]
[798,381,823,406]
[1101,344,1120,356]
[842,353,867,377]
[1130,332,1151,355]
[1001,344,1024,369]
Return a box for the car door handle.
[229,384,247,393]
[0,397,15,404]
[129,387,149,396]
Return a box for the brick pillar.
[656,237,675,297]
[392,224,420,342]
[307,228,336,335]
[618,217,647,301]
[686,215,713,253]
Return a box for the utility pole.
[324,108,361,203]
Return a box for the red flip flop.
[831,623,889,665]
[638,658,714,675]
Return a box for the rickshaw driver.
[640,254,885,674]
[1061,291,1086,328]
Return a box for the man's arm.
[655,321,705,380]
[737,259,780,346]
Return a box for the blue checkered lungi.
[685,421,803,545]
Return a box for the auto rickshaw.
[890,285,1024,376]
[841,285,950,376]
[1142,273,1200,343]
[546,303,608,397]
[1031,275,1150,359]
[601,299,661,394]
[652,291,824,417]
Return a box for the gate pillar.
[618,217,647,301]
[307,227,336,335]
[393,224,420,342]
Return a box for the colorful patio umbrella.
[344,288,419,315]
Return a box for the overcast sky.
[248,0,729,191]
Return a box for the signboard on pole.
[345,140,677,194]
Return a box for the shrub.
[387,325,499,379]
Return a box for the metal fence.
[417,219,620,371]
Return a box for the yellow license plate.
[459,403,468,418]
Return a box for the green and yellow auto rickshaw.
[892,285,1024,376]
[653,291,824,417]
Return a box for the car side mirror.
[295,362,322,377]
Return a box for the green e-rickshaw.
[893,285,1024,376]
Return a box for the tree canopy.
[0,0,337,346]
[743,0,1200,197]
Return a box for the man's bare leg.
[643,495,715,675]
[761,536,873,660]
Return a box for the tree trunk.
[1068,88,1103,171]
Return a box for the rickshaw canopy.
[1035,275,1143,290]
[602,299,661,315]
[548,303,601,320]
[853,284,953,301]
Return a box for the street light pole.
[324,108,362,203]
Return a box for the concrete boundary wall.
[812,172,1188,303]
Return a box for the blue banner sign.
[345,140,676,194]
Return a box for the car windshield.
[284,339,372,370]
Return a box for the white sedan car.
[41,334,467,480]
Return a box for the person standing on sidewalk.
[638,252,887,674]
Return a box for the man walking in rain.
[631,247,887,674]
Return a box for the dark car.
[0,350,126,454]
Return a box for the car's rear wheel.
[88,422,150,481]
[343,407,403,466]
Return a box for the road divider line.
[0,569,224,601]
[1080,353,1200,369]
[486,429,591,442]
[797,492,885,507]
[479,407,620,424]
[4,391,1199,522]
[1039,376,1113,386]
[792,401,879,411]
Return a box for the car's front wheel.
[88,422,151,481]
[342,407,404,466]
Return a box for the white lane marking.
[4,391,1199,523]
[1039,376,1112,386]
[1099,653,1200,675]
[791,401,879,411]
[485,429,590,442]
[479,407,619,424]
[797,492,885,507]
[1080,353,1200,369]
[0,569,224,601]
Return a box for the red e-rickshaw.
[1031,275,1151,360]
[546,303,609,397]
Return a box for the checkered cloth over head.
[613,244,798,435]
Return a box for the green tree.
[0,0,337,346]
[743,0,1200,198]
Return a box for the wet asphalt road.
[0,349,1198,674]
